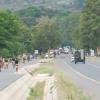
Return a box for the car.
[71,56,75,62]
[63,50,69,54]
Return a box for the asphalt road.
[66,55,100,82]
[0,59,38,91]
[55,54,100,100]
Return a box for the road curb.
[0,63,40,100]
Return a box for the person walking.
[23,55,26,63]
[0,59,3,72]
[15,58,19,72]
[4,58,9,69]
[53,50,56,58]
[12,57,16,68]
[27,55,30,62]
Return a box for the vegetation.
[14,0,85,48]
[27,82,45,100]
[32,62,55,76]
[0,9,25,57]
[31,62,89,100]
[80,0,100,50]
[15,4,81,48]
[71,0,100,51]
[0,8,63,57]
[59,12,80,47]
[0,0,99,57]
[15,6,70,26]
[56,74,89,100]
[32,16,62,51]
[0,0,84,11]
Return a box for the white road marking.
[63,61,100,85]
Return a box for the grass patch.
[32,63,55,76]
[31,62,89,100]
[55,74,90,100]
[27,82,45,100]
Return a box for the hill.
[0,0,84,11]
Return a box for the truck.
[74,49,85,64]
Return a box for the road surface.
[55,54,100,100]
[0,59,38,91]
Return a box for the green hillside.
[15,0,84,26]
[15,5,70,25]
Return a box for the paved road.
[0,59,39,91]
[55,54,100,100]
[66,55,100,82]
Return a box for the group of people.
[0,57,19,72]
[0,54,34,72]
[45,49,60,59]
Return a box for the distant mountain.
[0,0,84,11]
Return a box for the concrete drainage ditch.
[0,73,57,100]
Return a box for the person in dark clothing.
[38,48,42,55]
[27,55,30,62]
[53,50,56,58]
[15,58,19,72]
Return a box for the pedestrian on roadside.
[23,55,26,63]
[4,58,9,69]
[27,55,30,62]
[0,59,3,72]
[53,50,56,58]
[30,54,33,61]
[12,57,16,68]
[32,54,34,59]
[15,58,19,72]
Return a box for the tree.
[32,16,62,51]
[0,9,25,57]
[60,12,80,47]
[20,24,34,53]
[78,0,100,50]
